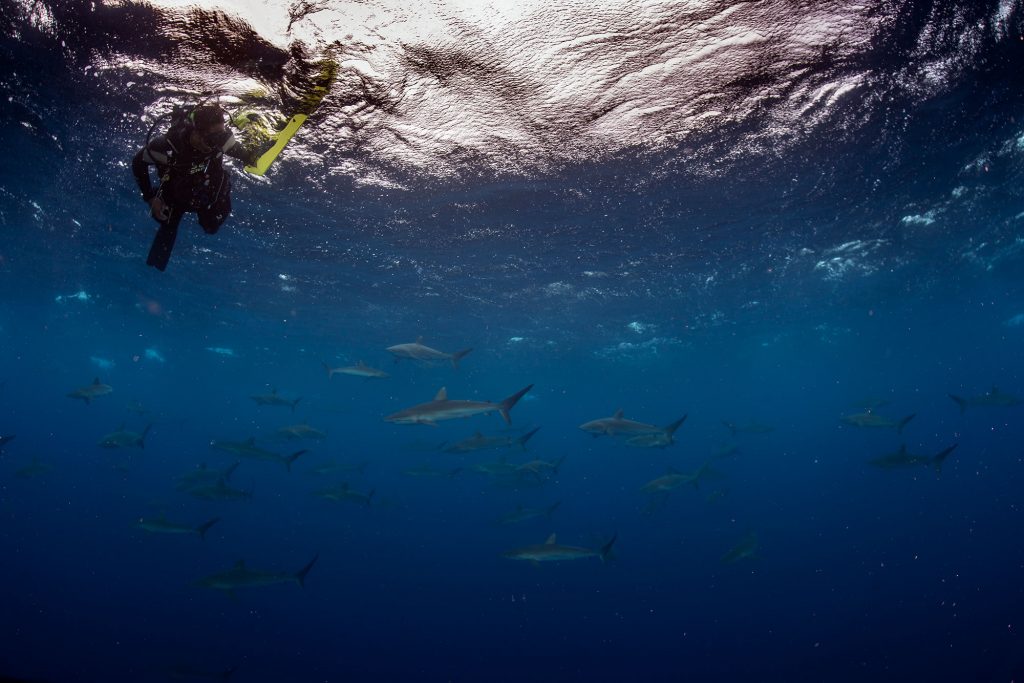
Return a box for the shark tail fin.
[546,501,562,518]
[285,450,308,472]
[949,394,968,414]
[664,414,688,437]
[140,423,153,448]
[224,461,241,481]
[451,348,473,369]
[932,443,959,474]
[518,426,541,450]
[897,413,916,434]
[295,554,319,588]
[599,533,618,563]
[357,461,369,475]
[196,517,221,540]
[220,666,238,682]
[322,362,334,379]
[367,489,376,506]
[553,455,567,474]
[498,384,534,425]
[291,397,303,413]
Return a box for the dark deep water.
[1,1,1024,681]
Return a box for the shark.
[187,479,252,502]
[722,420,774,436]
[839,411,916,433]
[868,443,958,473]
[386,337,473,368]
[307,460,368,476]
[443,427,540,454]
[67,377,113,404]
[276,424,327,441]
[721,533,759,563]
[625,415,688,449]
[502,533,617,564]
[313,482,375,506]
[15,456,52,479]
[470,455,520,478]
[497,502,562,525]
[641,462,716,494]
[98,423,152,449]
[194,555,318,595]
[949,387,1022,413]
[385,385,533,426]
[516,455,566,480]
[136,515,220,540]
[0,434,15,453]
[175,462,241,491]
[402,464,463,478]
[249,389,302,412]
[323,361,389,379]
[578,409,669,437]
[210,439,307,471]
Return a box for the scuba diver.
[132,103,264,272]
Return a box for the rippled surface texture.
[1,0,1024,681]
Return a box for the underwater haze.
[2,0,1024,681]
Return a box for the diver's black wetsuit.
[132,125,257,271]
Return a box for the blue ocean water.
[2,1,1024,681]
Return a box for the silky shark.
[136,515,220,540]
[839,411,916,433]
[98,423,152,449]
[625,415,688,449]
[868,443,958,473]
[210,438,307,471]
[721,533,759,563]
[67,377,113,404]
[313,482,375,506]
[175,462,241,491]
[386,337,473,368]
[323,361,389,379]
[579,409,670,437]
[249,388,302,412]
[502,533,617,564]
[385,384,533,426]
[497,501,562,525]
[194,555,318,594]
[443,427,540,454]
[949,387,1022,413]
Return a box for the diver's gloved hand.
[247,138,277,166]
[149,197,170,222]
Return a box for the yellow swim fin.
[244,113,308,176]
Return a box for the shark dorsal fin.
[234,560,245,569]
[93,377,101,385]
[613,409,624,419]
[516,504,522,510]
[899,444,907,454]
[340,482,349,491]
[474,431,483,438]
[416,336,424,344]
[667,466,681,475]
[271,387,278,395]
[545,533,557,545]
[498,455,506,464]
[434,387,448,401]
[991,386,1000,394]
[356,360,366,367]
[118,422,125,431]
[246,437,256,446]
